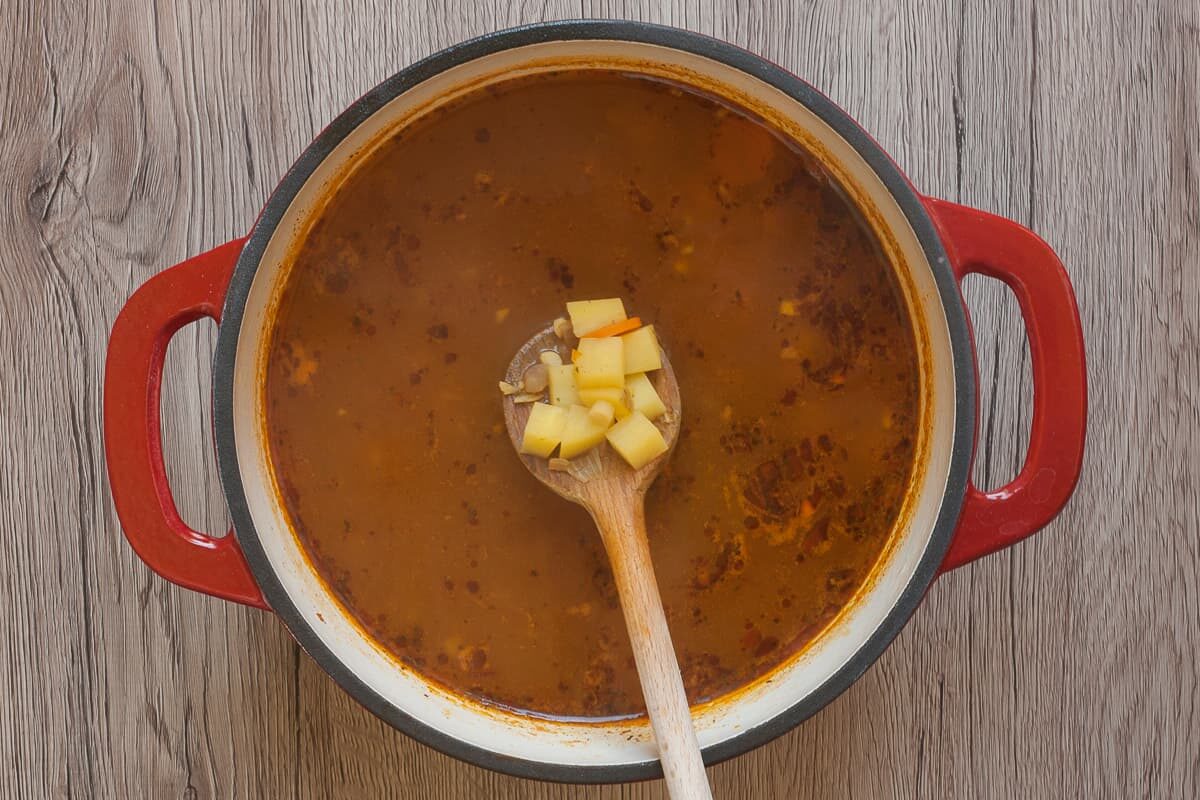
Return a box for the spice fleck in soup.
[265,70,920,720]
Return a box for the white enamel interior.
[230,40,958,768]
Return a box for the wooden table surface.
[2,1,1196,797]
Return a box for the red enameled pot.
[103,21,1086,783]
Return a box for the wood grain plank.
[0,0,1196,797]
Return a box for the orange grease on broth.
[263,69,922,721]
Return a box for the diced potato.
[566,298,627,336]
[503,298,671,471]
[588,400,616,427]
[559,404,611,459]
[578,386,622,406]
[606,412,669,469]
[547,364,580,407]
[520,403,568,458]
[575,337,624,388]
[621,325,662,374]
[578,386,631,418]
[625,372,667,420]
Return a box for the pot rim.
[212,19,975,784]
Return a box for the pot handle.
[103,238,269,609]
[923,197,1087,572]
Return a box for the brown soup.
[265,70,920,720]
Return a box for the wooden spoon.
[502,325,712,800]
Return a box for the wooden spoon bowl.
[502,325,682,500]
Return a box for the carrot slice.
[580,317,642,338]
[571,349,582,364]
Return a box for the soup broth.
[265,70,920,720]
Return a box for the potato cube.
[588,400,616,427]
[547,364,580,407]
[520,403,568,458]
[606,412,669,469]
[621,325,662,374]
[578,386,631,418]
[575,337,624,388]
[578,386,621,405]
[566,298,627,336]
[625,372,667,420]
[559,404,611,459]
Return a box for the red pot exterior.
[922,197,1087,572]
[99,19,1088,784]
[103,238,268,609]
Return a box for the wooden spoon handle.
[591,501,713,800]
